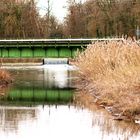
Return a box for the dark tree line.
[0,0,139,39]
[64,0,140,38]
[0,0,63,39]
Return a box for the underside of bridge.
[0,39,92,58]
[0,38,123,60]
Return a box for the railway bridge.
[0,38,122,59]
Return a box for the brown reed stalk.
[74,39,140,120]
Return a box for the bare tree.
[64,0,140,38]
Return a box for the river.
[0,64,140,140]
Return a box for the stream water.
[0,64,140,140]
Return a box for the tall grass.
[74,39,140,121]
[0,69,12,96]
[0,69,12,85]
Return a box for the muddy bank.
[73,39,140,123]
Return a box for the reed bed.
[74,39,140,121]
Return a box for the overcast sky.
[37,0,86,22]
[37,0,68,22]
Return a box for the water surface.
[0,64,140,140]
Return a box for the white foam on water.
[42,64,77,71]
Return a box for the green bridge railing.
[0,38,122,58]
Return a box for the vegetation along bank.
[0,69,12,96]
[73,39,140,123]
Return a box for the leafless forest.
[0,0,139,39]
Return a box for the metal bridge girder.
[0,38,122,58]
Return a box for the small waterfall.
[43,58,68,65]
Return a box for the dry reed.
[74,39,140,121]
[0,69,12,85]
[0,69,12,96]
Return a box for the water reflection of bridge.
[1,65,76,103]
[6,88,73,102]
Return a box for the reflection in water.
[0,107,36,133]
[44,65,69,88]
[0,105,140,140]
[1,65,75,103]
[0,65,140,140]
[89,106,140,140]
[9,65,76,89]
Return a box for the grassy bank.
[73,39,140,122]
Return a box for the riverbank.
[73,39,140,123]
[0,69,12,96]
[0,69,12,85]
[0,59,41,96]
